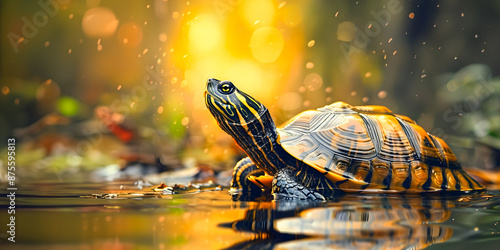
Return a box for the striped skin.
[229,157,267,193]
[205,79,484,198]
[205,78,300,178]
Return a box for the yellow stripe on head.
[235,92,261,119]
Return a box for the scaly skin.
[273,168,326,201]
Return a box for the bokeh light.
[82,7,119,38]
[303,73,323,91]
[57,96,80,117]
[249,27,284,63]
[280,3,303,27]
[337,21,356,42]
[117,22,143,48]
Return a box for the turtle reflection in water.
[220,197,454,249]
[204,79,484,200]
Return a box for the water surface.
[1,181,499,249]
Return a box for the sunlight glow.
[242,0,275,27]
[250,27,284,63]
[188,15,222,55]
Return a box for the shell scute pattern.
[278,101,481,192]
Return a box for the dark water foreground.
[0,181,499,249]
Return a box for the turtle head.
[204,78,266,126]
[205,78,281,175]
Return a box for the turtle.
[204,78,484,200]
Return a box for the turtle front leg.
[272,168,326,201]
[230,157,269,200]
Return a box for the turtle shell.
[277,101,483,193]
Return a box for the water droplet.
[172,11,180,19]
[307,40,315,47]
[362,97,369,103]
[171,77,178,84]
[350,91,357,96]
[306,62,314,69]
[325,87,332,93]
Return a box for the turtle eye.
[218,82,235,94]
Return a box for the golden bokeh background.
[1,0,500,172]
